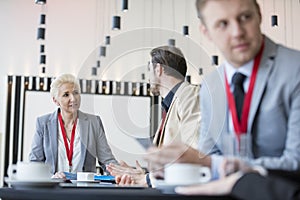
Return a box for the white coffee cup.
[164,163,211,185]
[77,172,95,182]
[7,161,51,181]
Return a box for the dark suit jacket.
[231,170,300,200]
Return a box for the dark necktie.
[232,72,246,121]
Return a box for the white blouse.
[57,119,82,173]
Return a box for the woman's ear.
[53,97,60,106]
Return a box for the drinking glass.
[218,132,253,176]
[220,132,253,158]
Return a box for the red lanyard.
[58,112,77,172]
[224,42,264,140]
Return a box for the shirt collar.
[224,60,254,84]
[161,81,183,113]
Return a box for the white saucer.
[5,177,61,189]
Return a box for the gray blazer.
[29,109,117,174]
[199,36,300,170]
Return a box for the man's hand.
[144,143,211,178]
[115,174,134,186]
[175,172,242,196]
[107,160,147,186]
[219,158,259,177]
[51,171,66,179]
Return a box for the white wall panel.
[23,91,150,167]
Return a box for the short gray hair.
[50,74,81,99]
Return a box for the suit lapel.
[215,67,228,138]
[155,108,170,147]
[248,37,277,130]
[154,82,186,147]
[48,109,59,171]
[158,97,175,146]
[78,111,88,169]
[152,129,160,146]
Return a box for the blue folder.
[64,172,115,182]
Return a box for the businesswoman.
[29,74,117,178]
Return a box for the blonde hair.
[50,74,81,99]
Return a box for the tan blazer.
[153,82,201,149]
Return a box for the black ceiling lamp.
[168,39,176,47]
[100,46,106,57]
[37,27,45,39]
[41,67,46,74]
[40,55,46,64]
[212,55,219,66]
[185,75,191,83]
[112,16,121,30]
[183,1,189,37]
[183,25,189,36]
[40,14,46,25]
[92,67,97,76]
[122,0,128,12]
[105,36,111,45]
[40,45,45,53]
[271,0,278,27]
[35,0,47,76]
[271,15,278,27]
[35,0,46,5]
[199,68,203,75]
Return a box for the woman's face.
[53,82,81,114]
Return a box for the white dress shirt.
[211,60,254,180]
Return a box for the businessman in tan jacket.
[107,45,201,186]
[150,46,200,149]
